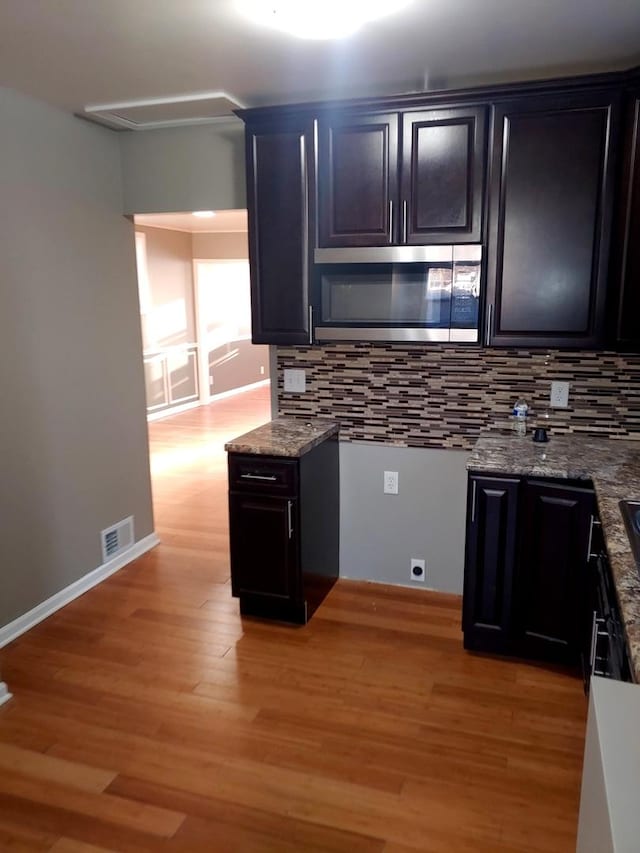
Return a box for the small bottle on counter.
[512,399,529,436]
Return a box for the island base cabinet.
[463,472,596,666]
[228,437,339,624]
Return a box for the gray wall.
[120,122,246,215]
[0,87,154,628]
[192,231,248,260]
[339,443,469,593]
[136,225,196,347]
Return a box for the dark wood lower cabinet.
[229,493,300,613]
[462,476,519,654]
[228,437,339,624]
[516,480,595,664]
[463,473,596,665]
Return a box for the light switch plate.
[283,368,306,393]
[550,381,570,408]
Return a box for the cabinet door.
[245,119,313,344]
[463,475,519,654]
[229,493,299,603]
[486,92,618,348]
[515,480,595,664]
[401,107,486,244]
[613,86,640,349]
[317,112,399,246]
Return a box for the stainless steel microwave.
[313,245,481,343]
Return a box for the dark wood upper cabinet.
[401,107,486,244]
[244,117,313,344]
[317,106,486,247]
[612,81,640,350]
[486,91,619,348]
[317,112,399,247]
[238,70,639,348]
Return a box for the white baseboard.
[147,399,200,423]
[147,379,270,422]
[0,682,12,707]
[0,532,160,649]
[210,379,270,402]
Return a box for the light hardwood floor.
[0,385,587,852]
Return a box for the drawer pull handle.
[240,473,278,482]
[587,514,599,561]
[589,610,598,675]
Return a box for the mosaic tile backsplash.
[276,345,640,450]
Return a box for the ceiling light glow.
[238,0,411,40]
[192,210,216,218]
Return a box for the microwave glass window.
[321,266,453,326]
[451,262,480,327]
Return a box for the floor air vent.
[101,516,134,563]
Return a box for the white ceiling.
[0,1,639,118]
[135,210,248,233]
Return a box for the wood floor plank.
[0,387,588,851]
[0,743,116,793]
[49,840,120,853]
[0,770,185,837]
[108,775,386,853]
[0,815,57,852]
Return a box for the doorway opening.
[133,210,271,421]
[132,209,272,543]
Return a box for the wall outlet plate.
[283,368,306,393]
[550,380,570,408]
[410,558,426,583]
[383,470,399,494]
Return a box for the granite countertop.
[225,416,339,458]
[468,433,640,681]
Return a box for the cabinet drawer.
[228,454,298,495]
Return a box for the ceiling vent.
[82,92,246,131]
[101,516,135,563]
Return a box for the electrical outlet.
[550,380,570,408]
[410,558,426,583]
[383,471,399,495]
[283,369,306,393]
[260,365,265,375]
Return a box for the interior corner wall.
[119,122,246,215]
[0,86,154,629]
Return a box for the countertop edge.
[224,418,339,459]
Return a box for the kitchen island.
[466,433,640,680]
[225,417,339,624]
